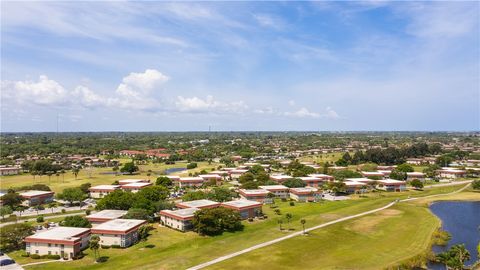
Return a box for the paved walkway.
[21,260,66,267]
[187,182,472,270]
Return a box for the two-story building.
[221,200,263,219]
[89,185,121,199]
[258,185,289,199]
[25,227,90,259]
[159,208,199,232]
[238,189,270,203]
[20,190,55,206]
[90,219,147,247]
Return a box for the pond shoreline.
[427,200,480,269]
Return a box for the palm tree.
[72,167,80,180]
[267,192,276,204]
[436,244,471,270]
[31,171,37,184]
[48,202,56,214]
[300,219,306,234]
[451,244,470,267]
[90,234,100,261]
[47,171,53,185]
[277,219,283,231]
[285,213,292,229]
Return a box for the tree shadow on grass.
[96,256,109,263]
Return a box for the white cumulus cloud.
[2,75,68,106]
[284,107,341,119]
[284,107,320,118]
[175,95,248,114]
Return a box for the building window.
[48,243,51,247]
[35,250,39,254]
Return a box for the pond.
[165,167,187,175]
[428,201,480,269]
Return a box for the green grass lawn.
[207,203,439,270]
[14,184,474,270]
[0,161,219,193]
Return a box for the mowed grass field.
[207,204,438,270]
[14,184,476,270]
[0,160,218,193]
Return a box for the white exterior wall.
[98,234,121,246]
[26,242,75,258]
[179,182,203,188]
[160,216,192,231]
[98,231,139,247]
[270,190,288,198]
[89,191,114,199]
[289,193,306,202]
[0,169,20,175]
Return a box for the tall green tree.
[156,176,173,187]
[0,223,35,252]
[120,162,139,175]
[57,187,86,206]
[192,208,243,236]
[61,215,92,228]
[0,205,13,219]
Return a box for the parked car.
[0,259,15,266]
[48,222,57,227]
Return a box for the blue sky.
[1,1,479,132]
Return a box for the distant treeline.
[337,143,443,165]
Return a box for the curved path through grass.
[188,182,473,270]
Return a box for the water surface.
[428,201,480,269]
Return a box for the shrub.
[186,163,198,169]
[61,209,66,214]
[30,254,41,259]
[47,254,61,260]
[472,179,480,190]
[111,245,122,249]
[289,202,295,206]
[281,198,287,202]
[248,218,254,222]
[85,209,91,215]
[36,216,44,223]
[101,245,111,249]
[21,253,29,257]
[145,244,155,248]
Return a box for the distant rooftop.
[86,210,127,220]
[90,185,120,190]
[19,190,54,197]
[160,208,199,219]
[222,199,262,208]
[177,199,220,208]
[92,219,146,233]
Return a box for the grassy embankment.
[12,184,478,270]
